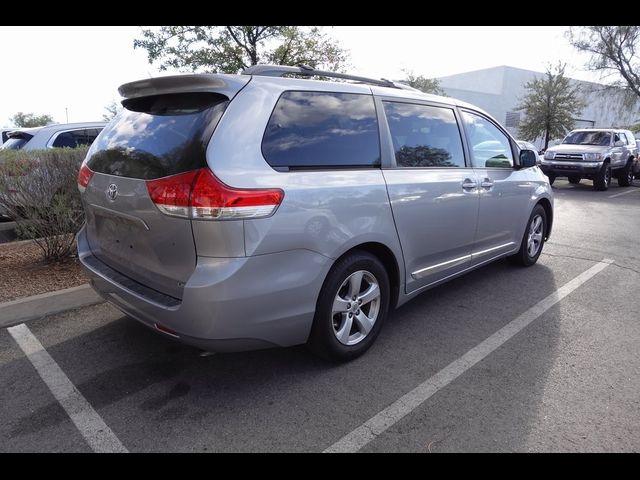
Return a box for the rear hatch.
[0,131,34,150]
[82,88,233,299]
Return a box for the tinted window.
[262,91,380,168]
[0,133,33,150]
[461,110,514,168]
[383,102,465,168]
[86,92,228,179]
[52,129,96,148]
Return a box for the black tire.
[546,173,556,186]
[617,161,634,187]
[508,204,547,267]
[308,250,390,362]
[568,175,581,184]
[593,163,611,191]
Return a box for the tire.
[568,175,581,184]
[593,163,611,191]
[308,250,390,362]
[546,173,556,186]
[617,161,634,187]
[508,204,547,267]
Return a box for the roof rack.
[241,64,420,92]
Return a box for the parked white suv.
[1,122,106,150]
[540,128,639,190]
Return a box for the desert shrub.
[0,147,89,261]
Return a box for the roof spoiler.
[118,74,250,100]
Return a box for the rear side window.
[262,91,380,169]
[86,92,228,179]
[383,101,465,168]
[52,129,100,148]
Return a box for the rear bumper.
[539,160,602,176]
[77,225,332,352]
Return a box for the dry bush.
[0,147,89,262]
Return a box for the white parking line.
[7,323,128,453]
[324,258,614,453]
[608,188,640,198]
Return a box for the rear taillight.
[78,164,94,193]
[146,170,199,218]
[146,168,284,220]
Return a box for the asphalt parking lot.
[1,179,639,452]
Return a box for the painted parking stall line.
[324,258,614,453]
[7,323,128,453]
[608,188,640,198]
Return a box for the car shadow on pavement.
[5,257,570,451]
[370,258,564,452]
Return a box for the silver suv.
[540,128,639,190]
[77,65,553,361]
[0,122,106,151]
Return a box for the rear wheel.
[508,204,547,267]
[568,175,581,184]
[617,161,634,187]
[308,250,389,362]
[593,163,611,191]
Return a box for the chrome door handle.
[481,178,494,189]
[462,178,478,190]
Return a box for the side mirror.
[614,140,624,147]
[519,149,537,168]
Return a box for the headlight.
[583,152,602,161]
[544,150,555,160]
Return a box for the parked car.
[517,140,543,164]
[76,66,553,361]
[0,122,106,151]
[540,128,639,190]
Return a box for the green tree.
[134,26,349,74]
[10,112,54,128]
[102,100,122,122]
[568,26,640,99]
[402,70,446,95]
[516,63,584,150]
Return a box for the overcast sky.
[0,26,599,127]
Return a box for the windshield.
[562,131,611,146]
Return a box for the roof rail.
[241,64,419,91]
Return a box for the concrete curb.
[0,284,104,328]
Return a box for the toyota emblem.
[107,183,118,201]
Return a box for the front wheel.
[593,163,611,191]
[508,204,547,267]
[568,175,581,184]
[546,173,556,186]
[308,251,390,362]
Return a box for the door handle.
[480,178,494,189]
[461,178,477,190]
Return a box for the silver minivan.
[77,66,553,361]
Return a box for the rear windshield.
[85,92,229,179]
[0,134,32,150]
[562,131,611,146]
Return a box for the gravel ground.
[0,240,87,302]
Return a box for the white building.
[438,65,640,149]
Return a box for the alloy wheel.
[331,270,381,346]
